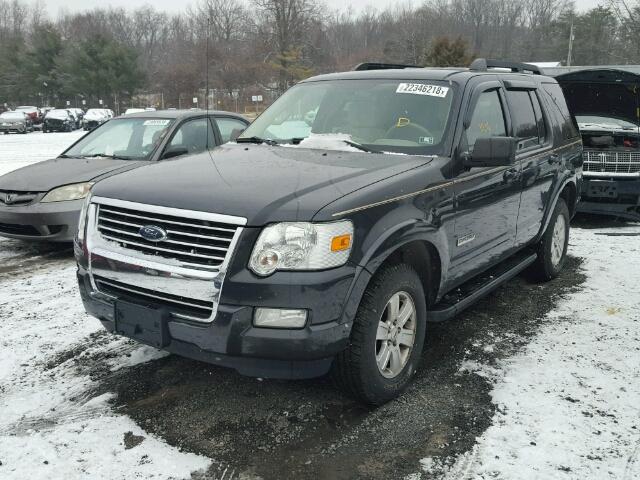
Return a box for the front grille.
[94,275,213,319]
[96,203,239,270]
[583,150,640,175]
[0,222,40,236]
[0,190,39,206]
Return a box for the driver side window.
[164,118,214,158]
[466,90,507,151]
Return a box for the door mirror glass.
[463,136,517,167]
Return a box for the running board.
[427,251,538,322]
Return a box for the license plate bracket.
[588,183,618,198]
[113,300,170,348]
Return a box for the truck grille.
[94,275,213,319]
[96,203,240,270]
[583,150,640,175]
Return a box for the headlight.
[41,182,94,203]
[249,221,353,276]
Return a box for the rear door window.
[506,90,539,149]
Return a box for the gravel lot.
[0,132,639,480]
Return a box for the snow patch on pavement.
[0,264,210,478]
[419,226,640,479]
[0,130,84,176]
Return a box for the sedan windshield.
[239,79,456,155]
[64,118,174,160]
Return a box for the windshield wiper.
[79,153,133,160]
[288,137,380,153]
[236,136,279,146]
[344,140,380,153]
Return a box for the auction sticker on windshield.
[143,119,171,126]
[396,83,449,98]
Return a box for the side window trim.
[529,90,550,147]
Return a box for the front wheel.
[332,264,427,405]
[529,197,570,281]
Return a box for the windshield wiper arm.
[343,140,380,153]
[236,136,279,146]
[79,153,133,160]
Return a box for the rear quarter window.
[542,83,580,140]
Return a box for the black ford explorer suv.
[75,59,582,405]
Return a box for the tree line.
[1,0,639,113]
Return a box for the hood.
[84,112,104,121]
[0,157,147,192]
[91,143,433,225]
[556,69,640,127]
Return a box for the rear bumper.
[76,265,355,379]
[0,199,82,241]
[577,177,640,221]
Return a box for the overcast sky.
[41,0,606,17]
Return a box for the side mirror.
[162,146,189,159]
[463,136,516,168]
[229,128,244,142]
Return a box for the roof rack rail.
[353,62,421,71]
[469,58,542,75]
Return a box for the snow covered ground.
[419,224,640,480]
[1,133,639,479]
[0,131,84,176]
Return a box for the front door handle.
[548,153,560,164]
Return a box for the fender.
[338,216,450,326]
[534,172,577,243]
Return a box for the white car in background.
[83,109,109,131]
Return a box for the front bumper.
[0,199,82,241]
[0,124,26,133]
[577,177,640,222]
[77,265,355,379]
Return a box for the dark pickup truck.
[75,59,582,405]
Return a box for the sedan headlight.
[41,182,94,203]
[249,221,353,276]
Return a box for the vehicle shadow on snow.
[87,256,586,480]
[0,238,73,276]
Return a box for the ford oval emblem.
[139,225,168,242]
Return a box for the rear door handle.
[548,153,560,164]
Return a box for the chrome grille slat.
[94,276,213,319]
[99,207,237,233]
[99,232,227,261]
[583,150,640,175]
[96,203,240,269]
[97,224,231,252]
[97,216,233,242]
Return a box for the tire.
[529,197,570,281]
[332,264,427,405]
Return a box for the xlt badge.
[457,233,476,247]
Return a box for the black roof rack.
[353,62,421,71]
[469,58,542,75]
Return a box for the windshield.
[1,112,24,119]
[240,79,456,155]
[576,115,639,130]
[47,110,70,119]
[65,117,174,160]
